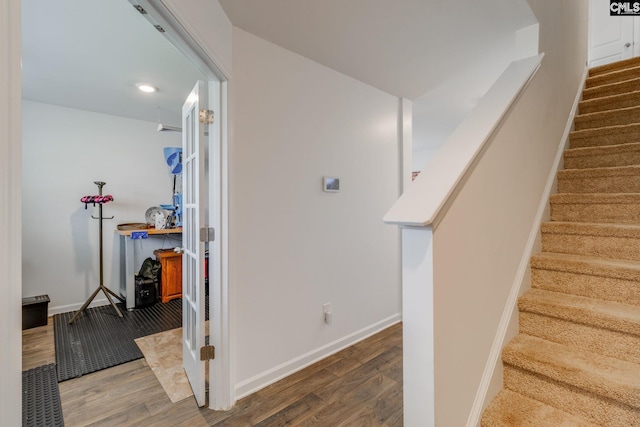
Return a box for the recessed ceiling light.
[137,83,157,93]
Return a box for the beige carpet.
[481,57,640,425]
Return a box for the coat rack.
[69,181,125,323]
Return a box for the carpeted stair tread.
[564,142,640,169]
[502,334,640,409]
[550,192,640,204]
[531,252,640,305]
[557,165,640,193]
[550,193,640,224]
[589,57,640,77]
[586,66,640,89]
[569,122,640,148]
[582,76,640,101]
[541,221,640,261]
[579,90,640,115]
[481,389,598,427]
[574,104,640,131]
[532,252,640,281]
[519,288,640,337]
[541,221,640,238]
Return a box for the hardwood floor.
[23,320,403,426]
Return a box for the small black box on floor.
[135,276,157,308]
[22,294,50,330]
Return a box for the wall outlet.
[323,303,332,324]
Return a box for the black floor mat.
[54,299,182,382]
[22,364,64,427]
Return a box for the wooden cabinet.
[154,249,182,303]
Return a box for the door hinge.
[200,345,215,361]
[200,109,214,125]
[200,227,215,242]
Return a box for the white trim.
[126,0,234,410]
[49,298,110,316]
[235,315,402,399]
[399,98,413,193]
[0,0,22,424]
[465,65,588,427]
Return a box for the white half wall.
[431,2,588,425]
[230,27,402,396]
[22,101,183,313]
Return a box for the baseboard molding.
[49,297,111,316]
[234,314,402,399]
[465,65,588,427]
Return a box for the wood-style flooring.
[23,319,403,426]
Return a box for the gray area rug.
[22,364,64,427]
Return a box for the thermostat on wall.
[323,176,340,192]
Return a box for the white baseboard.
[49,297,111,316]
[234,314,402,399]
[465,65,588,427]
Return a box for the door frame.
[127,0,233,410]
[1,0,23,424]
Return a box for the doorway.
[589,0,640,67]
[20,0,231,410]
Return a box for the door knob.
[625,42,632,48]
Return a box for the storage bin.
[22,294,50,330]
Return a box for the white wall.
[22,101,183,313]
[1,0,22,424]
[431,1,588,425]
[411,14,539,174]
[230,28,402,396]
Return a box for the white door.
[589,0,636,67]
[182,81,208,407]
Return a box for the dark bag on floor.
[135,257,161,308]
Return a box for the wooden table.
[116,227,182,310]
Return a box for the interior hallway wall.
[22,100,182,313]
[230,27,402,396]
[431,1,588,425]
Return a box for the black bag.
[135,257,161,308]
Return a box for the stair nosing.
[557,164,640,178]
[582,76,640,99]
[519,288,640,336]
[579,89,640,112]
[549,192,640,204]
[503,334,640,408]
[541,221,640,239]
[575,103,640,122]
[481,389,600,427]
[564,141,640,158]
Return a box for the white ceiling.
[218,0,537,100]
[21,0,206,126]
[22,0,537,126]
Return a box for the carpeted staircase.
[481,57,640,426]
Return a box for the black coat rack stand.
[69,181,125,324]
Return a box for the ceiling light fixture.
[137,83,157,93]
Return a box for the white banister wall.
[385,2,588,425]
